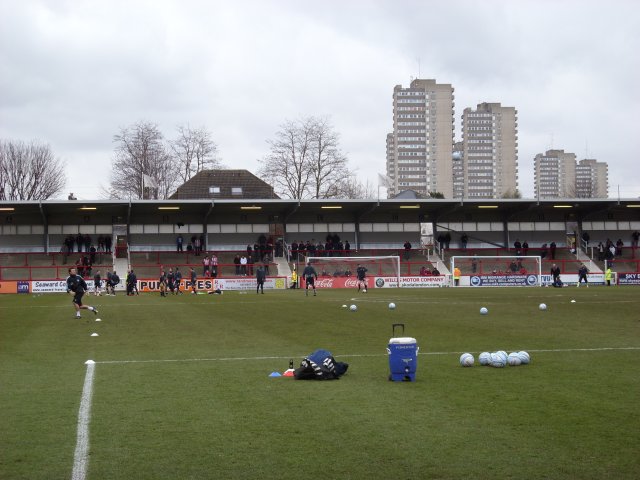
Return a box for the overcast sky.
[1,0,639,200]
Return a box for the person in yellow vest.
[290,268,298,289]
[453,266,461,286]
[605,266,613,286]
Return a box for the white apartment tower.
[461,102,518,198]
[575,159,608,198]
[534,149,577,198]
[386,79,455,198]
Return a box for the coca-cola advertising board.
[301,277,373,289]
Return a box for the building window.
[231,187,243,195]
[209,186,221,194]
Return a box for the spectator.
[345,240,351,255]
[540,243,548,259]
[444,232,451,249]
[419,266,430,276]
[632,231,640,249]
[403,240,412,261]
[513,239,522,255]
[615,239,624,256]
[522,241,529,256]
[240,254,248,275]
[211,253,218,278]
[582,231,590,247]
[84,234,91,253]
[471,256,478,273]
[597,242,605,261]
[105,235,112,253]
[76,233,84,252]
[177,234,184,252]
[203,255,210,277]
[550,241,557,260]
[460,233,468,249]
[234,254,241,275]
[431,267,440,276]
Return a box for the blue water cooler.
[387,323,419,382]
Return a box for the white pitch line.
[94,346,640,365]
[71,360,95,480]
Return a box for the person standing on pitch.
[577,263,589,287]
[453,266,461,286]
[159,269,167,297]
[256,264,266,294]
[190,267,197,294]
[356,263,368,292]
[605,266,613,286]
[66,267,98,318]
[302,261,318,296]
[93,270,102,296]
[174,267,183,294]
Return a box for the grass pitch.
[1,286,639,479]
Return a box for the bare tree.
[258,116,352,199]
[171,125,220,183]
[308,117,351,198]
[326,175,377,199]
[258,118,315,199]
[110,121,176,199]
[0,140,66,200]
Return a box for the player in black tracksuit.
[66,267,98,318]
[356,264,368,292]
[302,262,318,296]
[256,265,266,294]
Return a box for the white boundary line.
[71,360,95,480]
[94,346,640,365]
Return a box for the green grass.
[1,287,639,479]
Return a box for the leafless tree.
[110,121,177,199]
[308,117,351,198]
[325,175,377,199]
[170,125,220,183]
[501,188,522,199]
[258,118,315,199]
[258,116,352,199]
[0,140,66,200]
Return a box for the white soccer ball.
[388,302,396,310]
[480,307,488,315]
[489,352,506,368]
[460,353,474,367]
[517,351,530,365]
[508,352,522,366]
[478,352,491,366]
[350,304,357,312]
[496,351,508,363]
[539,303,547,311]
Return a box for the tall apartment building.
[386,79,455,198]
[534,149,577,198]
[461,102,518,198]
[575,159,608,198]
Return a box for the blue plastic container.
[387,324,418,381]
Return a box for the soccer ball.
[517,351,530,365]
[388,302,396,310]
[478,352,491,366]
[539,303,547,311]
[350,304,357,312]
[489,352,506,368]
[480,307,488,315]
[508,352,522,366]
[496,350,508,362]
[460,353,474,367]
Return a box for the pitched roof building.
[170,170,279,200]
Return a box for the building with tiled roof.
[170,170,279,199]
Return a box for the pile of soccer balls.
[460,350,530,368]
